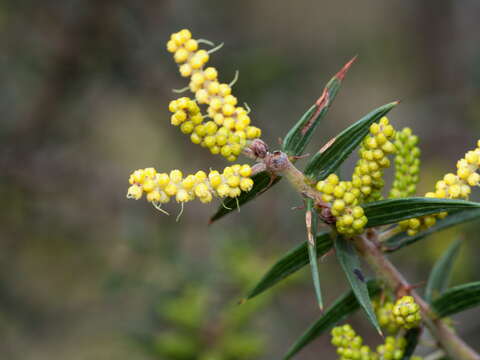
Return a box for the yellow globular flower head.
[126,164,254,211]
[389,127,421,198]
[166,29,262,161]
[399,140,480,236]
[392,296,422,329]
[330,325,374,360]
[376,336,407,360]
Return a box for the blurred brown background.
[1,0,480,359]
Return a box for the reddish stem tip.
[335,55,358,81]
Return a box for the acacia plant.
[127,29,480,359]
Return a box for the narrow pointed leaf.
[209,171,281,223]
[384,208,480,252]
[304,101,398,181]
[363,198,480,228]
[282,57,356,156]
[283,280,381,359]
[334,235,381,334]
[425,239,462,303]
[306,198,323,309]
[244,231,332,300]
[402,328,422,360]
[432,281,480,317]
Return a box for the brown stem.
[354,235,480,360]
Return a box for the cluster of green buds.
[389,127,421,198]
[399,140,480,235]
[331,325,375,360]
[126,165,254,211]
[166,29,262,161]
[331,324,424,360]
[316,117,395,236]
[376,336,407,360]
[392,296,422,329]
[373,299,400,334]
[352,117,396,203]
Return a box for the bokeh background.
[2,0,480,359]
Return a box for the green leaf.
[282,57,356,156]
[304,101,398,181]
[283,280,381,360]
[425,239,462,303]
[306,198,323,310]
[402,328,422,360]
[432,281,480,318]
[384,208,480,252]
[244,231,332,300]
[334,235,381,334]
[209,171,281,223]
[363,198,480,228]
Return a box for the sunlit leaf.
[334,235,381,334]
[304,101,398,181]
[425,239,462,303]
[283,280,381,359]
[282,57,356,156]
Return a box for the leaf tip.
[335,55,357,81]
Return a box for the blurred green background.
[1,0,480,359]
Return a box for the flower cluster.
[315,117,395,236]
[331,325,374,360]
[330,324,424,360]
[352,117,396,203]
[126,165,254,209]
[392,296,422,329]
[399,140,480,235]
[166,29,262,161]
[389,127,421,198]
[373,299,400,334]
[376,336,407,360]
[316,174,368,236]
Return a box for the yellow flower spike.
[166,30,263,160]
[400,139,480,235]
[127,185,143,200]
